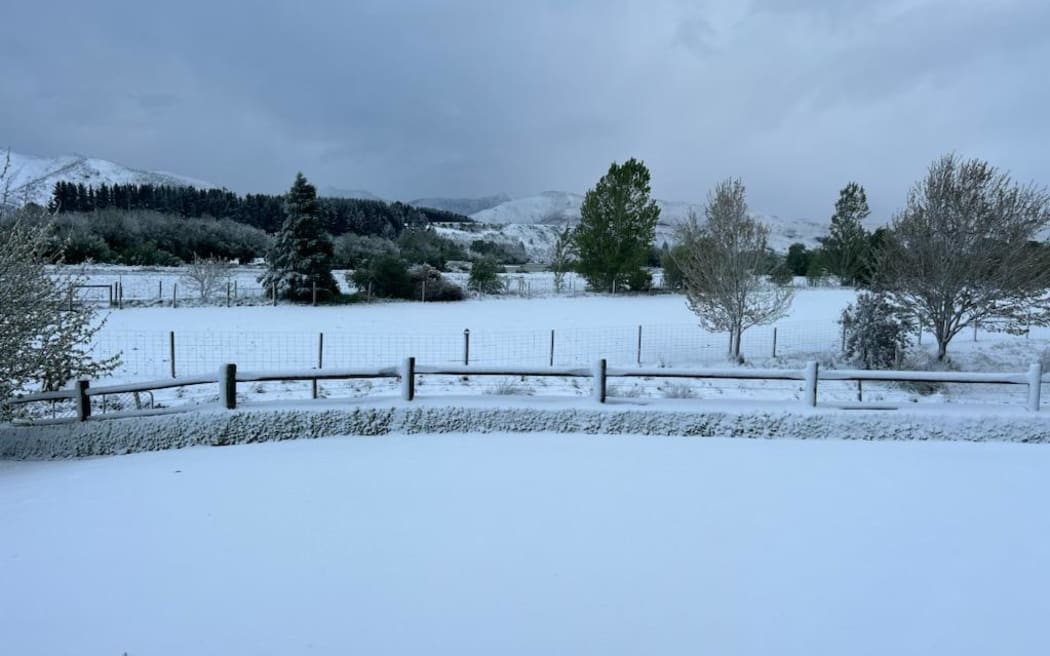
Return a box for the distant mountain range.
[0,151,216,207]
[1,150,841,249]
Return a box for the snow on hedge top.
[2,151,217,206]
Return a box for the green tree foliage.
[821,182,871,285]
[397,228,467,270]
[43,210,271,265]
[411,265,465,302]
[260,173,340,302]
[659,243,689,291]
[50,181,470,237]
[572,158,660,292]
[350,254,413,299]
[840,292,911,369]
[468,256,505,294]
[785,243,811,277]
[332,233,399,269]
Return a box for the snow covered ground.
[1,433,1048,655]
[60,285,1048,411]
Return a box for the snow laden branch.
[0,193,119,410]
[674,179,794,360]
[181,254,233,302]
[878,154,1050,361]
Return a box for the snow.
[1,433,1048,655]
[5,396,1050,459]
[467,191,865,250]
[1,150,215,206]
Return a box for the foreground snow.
[1,434,1048,655]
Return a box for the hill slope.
[1,151,216,207]
[470,191,839,250]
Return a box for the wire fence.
[87,319,852,382]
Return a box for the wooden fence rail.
[6,359,1045,423]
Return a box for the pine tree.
[259,173,339,302]
[572,158,660,292]
[822,182,870,285]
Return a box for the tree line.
[49,181,471,236]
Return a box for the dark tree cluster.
[49,181,471,238]
[44,210,271,265]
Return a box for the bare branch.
[674,179,794,360]
[878,154,1050,360]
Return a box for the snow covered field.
[58,283,1049,412]
[2,434,1048,655]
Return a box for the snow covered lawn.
[2,434,1048,655]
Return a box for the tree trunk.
[936,338,948,361]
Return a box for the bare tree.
[181,254,233,302]
[0,148,12,216]
[674,179,794,360]
[878,154,1050,361]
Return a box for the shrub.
[468,256,505,294]
[840,292,911,369]
[350,254,413,299]
[397,228,466,270]
[410,264,465,301]
[333,234,398,269]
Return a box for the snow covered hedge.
[3,402,1050,459]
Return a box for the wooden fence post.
[549,329,555,367]
[226,281,232,307]
[75,379,91,421]
[463,329,470,366]
[593,358,607,403]
[636,325,643,367]
[312,332,324,399]
[401,357,416,401]
[172,284,178,309]
[803,361,819,407]
[772,327,778,359]
[312,281,317,306]
[1027,361,1042,412]
[220,363,237,409]
[169,331,176,378]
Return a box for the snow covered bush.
[0,207,119,410]
[840,292,911,369]
[411,264,464,302]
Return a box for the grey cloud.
[0,0,1047,219]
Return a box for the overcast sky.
[2,0,1048,219]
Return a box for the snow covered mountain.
[0,151,216,207]
[470,191,834,251]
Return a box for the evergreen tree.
[468,255,505,294]
[572,158,660,292]
[840,292,911,369]
[260,173,339,302]
[822,182,870,285]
